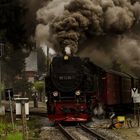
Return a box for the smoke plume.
[36,0,140,53]
[36,0,71,50]
[79,34,140,76]
[36,0,140,75]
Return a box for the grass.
[6,132,22,140]
[0,118,22,140]
[0,121,13,136]
[0,114,41,140]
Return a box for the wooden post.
[138,103,140,127]
[0,41,4,106]
[21,100,28,140]
[33,92,38,108]
[134,103,137,121]
[8,90,14,129]
[0,59,2,106]
[46,47,49,76]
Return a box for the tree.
[0,0,31,87]
[0,0,27,45]
[37,47,47,75]
[33,81,44,101]
[13,73,32,96]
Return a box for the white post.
[131,88,140,127]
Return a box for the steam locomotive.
[45,54,140,122]
[45,54,104,122]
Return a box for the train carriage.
[100,71,130,111]
[101,70,140,113]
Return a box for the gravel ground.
[111,128,140,140]
[39,118,124,140]
[40,127,66,140]
[86,117,140,140]
[86,118,125,140]
[93,128,125,140]
[66,127,96,140]
[29,115,140,140]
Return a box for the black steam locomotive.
[45,55,103,122]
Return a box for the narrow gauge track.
[57,123,76,140]
[79,124,107,140]
[28,112,107,140]
[57,123,107,140]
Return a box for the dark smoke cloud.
[36,0,70,49]
[24,0,46,38]
[79,34,140,76]
[36,0,140,76]
[49,0,140,53]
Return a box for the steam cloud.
[36,0,140,53]
[79,34,140,76]
[36,0,140,75]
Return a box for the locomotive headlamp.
[64,55,69,60]
[75,90,81,96]
[53,91,59,97]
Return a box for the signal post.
[0,40,5,116]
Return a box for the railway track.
[56,123,107,140]
[79,124,107,140]
[26,111,107,140]
[57,123,76,140]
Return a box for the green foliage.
[0,120,22,140]
[0,0,27,45]
[0,83,5,92]
[6,132,22,140]
[33,81,44,93]
[3,44,27,86]
[13,74,32,94]
[0,121,13,136]
[0,0,31,87]
[0,122,6,135]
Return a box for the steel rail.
[79,124,107,140]
[57,123,76,140]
